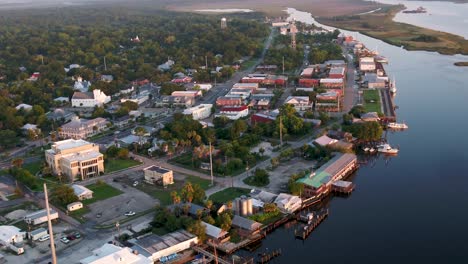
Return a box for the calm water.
[373,0,468,39]
[238,8,468,263]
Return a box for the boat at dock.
[377,144,399,154]
[402,6,427,14]
[387,122,408,130]
[390,78,397,94]
[375,55,388,64]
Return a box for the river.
[371,0,468,39]
[238,8,468,263]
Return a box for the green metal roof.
[297,171,331,188]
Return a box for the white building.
[216,106,249,120]
[274,193,302,213]
[59,117,109,140]
[74,76,91,92]
[194,83,212,91]
[24,209,59,225]
[129,230,198,262]
[80,243,152,264]
[72,89,111,108]
[285,96,311,111]
[0,226,25,245]
[15,103,33,111]
[72,184,94,200]
[183,104,213,120]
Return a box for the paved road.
[343,48,358,112]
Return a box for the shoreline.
[316,5,468,56]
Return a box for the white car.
[125,211,136,216]
[38,235,50,242]
[132,181,139,187]
[60,237,70,244]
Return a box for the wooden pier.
[331,180,355,195]
[256,249,282,264]
[380,89,396,122]
[294,209,329,240]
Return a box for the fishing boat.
[390,78,397,94]
[377,144,399,154]
[387,122,408,130]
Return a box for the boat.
[369,148,376,153]
[390,77,397,94]
[402,6,427,14]
[362,147,370,152]
[375,55,388,64]
[387,122,408,130]
[377,144,399,154]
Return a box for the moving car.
[125,211,136,216]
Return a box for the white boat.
[387,122,408,129]
[390,77,397,93]
[362,147,370,152]
[377,144,399,154]
[369,148,376,153]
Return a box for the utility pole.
[282,56,285,75]
[209,141,214,186]
[44,183,57,264]
[104,56,107,71]
[41,55,44,65]
[279,115,283,145]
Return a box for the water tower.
[221,17,227,29]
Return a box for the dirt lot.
[167,0,383,17]
[266,158,315,193]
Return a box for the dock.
[256,249,282,264]
[380,89,396,122]
[294,209,329,240]
[331,180,355,195]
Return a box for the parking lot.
[84,179,157,225]
[267,158,316,193]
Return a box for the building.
[274,193,302,213]
[45,139,104,182]
[100,75,114,83]
[158,60,175,71]
[364,73,388,89]
[329,67,346,79]
[216,105,249,120]
[0,226,25,255]
[183,104,213,120]
[320,78,344,89]
[202,222,229,243]
[171,90,202,98]
[59,117,109,139]
[361,112,380,122]
[143,166,174,187]
[285,96,311,111]
[232,82,259,91]
[313,135,338,147]
[297,153,358,198]
[158,96,195,108]
[299,78,320,88]
[67,202,83,212]
[15,103,32,111]
[325,60,347,68]
[24,209,59,225]
[80,243,152,264]
[232,215,262,236]
[129,231,198,262]
[72,184,94,200]
[300,68,315,78]
[316,91,341,112]
[29,228,48,241]
[226,89,251,100]
[71,89,111,108]
[256,65,278,73]
[216,96,243,107]
[46,108,77,122]
[171,76,193,84]
[74,77,91,92]
[359,57,376,72]
[234,196,253,216]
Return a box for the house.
[113,115,133,128]
[299,78,320,88]
[285,96,311,111]
[216,105,249,120]
[128,231,197,263]
[27,72,40,81]
[131,126,157,137]
[313,135,338,147]
[274,193,302,213]
[67,202,83,212]
[46,108,77,122]
[327,130,354,142]
[171,90,201,98]
[72,184,94,200]
[80,243,152,264]
[24,209,59,225]
[15,104,33,111]
[325,60,347,68]
[21,123,39,134]
[132,78,150,86]
[216,96,243,107]
[169,203,210,217]
[359,57,376,72]
[74,77,91,92]
[231,215,262,235]
[143,166,174,187]
[300,67,315,78]
[202,222,229,243]
[249,189,278,204]
[158,60,175,71]
[119,86,135,95]
[183,104,213,120]
[117,134,148,147]
[59,117,109,139]
[171,76,193,84]
[71,90,111,108]
[54,97,70,103]
[45,139,104,182]
[100,75,114,83]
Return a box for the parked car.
[60,237,70,244]
[132,181,138,187]
[73,232,81,239]
[125,211,136,216]
[67,235,76,241]
[38,235,50,242]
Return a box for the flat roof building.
[80,243,152,264]
[143,166,174,187]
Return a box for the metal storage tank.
[246,198,253,215]
[240,198,248,216]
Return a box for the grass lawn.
[23,160,43,175]
[104,158,141,173]
[209,187,250,204]
[69,207,91,223]
[363,90,382,114]
[243,176,269,187]
[82,183,123,205]
[185,175,211,190]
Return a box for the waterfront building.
[297,153,358,198]
[45,139,104,182]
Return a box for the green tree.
[180,182,194,203]
[186,220,206,242]
[217,212,232,231]
[52,184,79,207]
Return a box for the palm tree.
[11,158,24,168]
